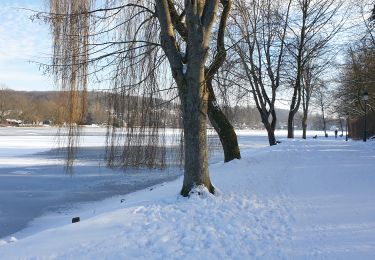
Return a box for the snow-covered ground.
[0,126,268,239]
[1,127,374,259]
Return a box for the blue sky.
[0,0,53,91]
[0,0,369,94]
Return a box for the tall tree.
[46,0,236,196]
[286,0,344,138]
[300,52,333,139]
[230,0,292,146]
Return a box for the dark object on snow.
[313,135,317,139]
[335,129,338,138]
[72,217,80,223]
[276,140,282,144]
[120,199,125,203]
[325,133,328,138]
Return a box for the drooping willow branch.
[45,0,235,170]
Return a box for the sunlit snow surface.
[1,127,375,259]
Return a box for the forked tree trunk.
[156,0,222,197]
[207,79,241,162]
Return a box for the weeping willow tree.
[45,0,239,196]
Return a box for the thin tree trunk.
[302,111,308,139]
[321,99,327,137]
[207,79,241,162]
[287,112,295,138]
[288,1,307,139]
[340,118,343,136]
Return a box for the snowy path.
[280,140,375,258]
[1,136,375,259]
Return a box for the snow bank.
[1,138,375,259]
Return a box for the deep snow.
[1,128,375,259]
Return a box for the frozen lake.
[0,127,329,239]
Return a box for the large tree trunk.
[266,127,276,146]
[269,109,277,146]
[156,0,222,197]
[207,79,241,162]
[180,67,214,197]
[264,120,276,146]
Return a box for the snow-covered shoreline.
[1,132,374,259]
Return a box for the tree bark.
[207,79,241,162]
[263,115,277,146]
[180,68,214,197]
[156,0,222,196]
[266,127,277,145]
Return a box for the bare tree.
[45,0,237,196]
[230,0,292,145]
[286,0,344,138]
[300,51,334,139]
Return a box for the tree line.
[0,87,338,130]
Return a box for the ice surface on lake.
[0,127,182,239]
[0,127,335,241]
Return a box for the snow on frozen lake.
[0,126,286,240]
[0,127,184,239]
[2,127,372,259]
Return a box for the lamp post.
[362,91,369,142]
